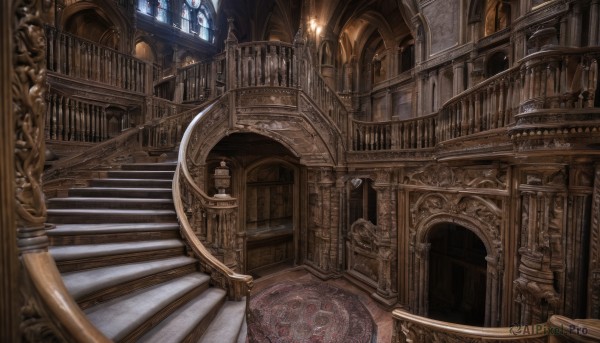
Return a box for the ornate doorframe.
[412,208,504,327]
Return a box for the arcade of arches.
[3,0,600,341]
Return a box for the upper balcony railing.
[45,26,149,94]
[351,47,600,156]
[45,26,600,158]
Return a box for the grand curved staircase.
[46,161,247,343]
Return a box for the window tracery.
[136,0,213,41]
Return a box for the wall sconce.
[309,17,322,36]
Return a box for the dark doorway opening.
[428,223,487,326]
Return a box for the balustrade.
[45,26,147,93]
[234,42,295,88]
[45,93,108,143]
[352,114,436,151]
[179,60,212,102]
[302,64,349,137]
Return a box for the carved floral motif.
[406,163,507,190]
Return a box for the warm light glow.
[316,26,322,35]
[310,18,317,31]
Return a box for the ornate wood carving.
[405,163,508,190]
[514,167,567,324]
[589,164,600,318]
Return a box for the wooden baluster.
[498,81,506,128]
[589,59,598,108]
[281,47,288,87]
[56,31,63,74]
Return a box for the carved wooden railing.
[44,102,211,183]
[45,26,149,93]
[392,309,547,343]
[439,47,600,142]
[173,96,253,301]
[352,113,436,151]
[350,47,600,153]
[45,93,109,142]
[150,96,193,120]
[234,41,295,88]
[437,67,520,142]
[301,60,349,138]
[178,59,213,103]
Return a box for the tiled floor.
[249,266,394,343]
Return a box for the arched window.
[181,4,191,33]
[197,5,210,41]
[156,0,169,23]
[485,0,511,36]
[138,0,152,15]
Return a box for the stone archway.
[413,212,503,327]
[428,223,488,326]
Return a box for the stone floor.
[249,266,393,343]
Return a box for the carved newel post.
[213,161,231,198]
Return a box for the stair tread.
[69,187,172,191]
[49,239,184,261]
[48,223,180,235]
[199,298,247,343]
[139,288,227,343]
[47,209,176,215]
[85,273,210,341]
[49,197,174,203]
[63,256,197,299]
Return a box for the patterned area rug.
[247,281,376,343]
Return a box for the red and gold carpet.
[247,281,376,343]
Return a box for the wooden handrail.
[173,98,253,301]
[392,308,547,341]
[22,252,110,343]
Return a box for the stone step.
[89,178,173,188]
[68,187,172,199]
[62,256,198,309]
[49,239,185,272]
[47,197,174,210]
[107,170,175,180]
[48,223,181,246]
[198,298,247,343]
[84,273,210,342]
[139,288,227,343]
[120,162,178,171]
[47,208,177,224]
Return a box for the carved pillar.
[372,169,398,305]
[514,168,567,324]
[589,164,600,318]
[1,0,18,339]
[414,242,430,316]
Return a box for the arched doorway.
[245,161,297,276]
[428,223,487,326]
[206,133,301,277]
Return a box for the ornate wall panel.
[402,163,509,326]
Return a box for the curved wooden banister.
[22,252,110,343]
[173,98,253,301]
[392,308,547,341]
